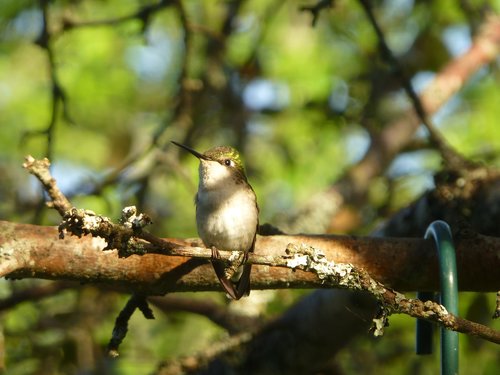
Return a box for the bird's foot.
[241,250,249,264]
[210,246,221,260]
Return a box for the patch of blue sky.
[243,78,290,112]
[125,29,174,82]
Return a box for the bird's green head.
[172,141,248,183]
[203,146,245,175]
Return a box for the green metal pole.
[416,291,436,354]
[425,220,459,375]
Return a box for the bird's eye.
[224,159,232,166]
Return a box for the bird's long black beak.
[171,141,209,160]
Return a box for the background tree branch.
[285,14,500,233]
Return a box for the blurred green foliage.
[1,0,500,373]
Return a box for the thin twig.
[0,281,75,311]
[299,0,334,26]
[494,291,500,319]
[34,0,74,160]
[357,0,472,170]
[23,155,72,215]
[156,331,253,374]
[56,1,178,195]
[107,294,155,357]
[152,0,195,146]
[149,295,259,334]
[62,0,174,32]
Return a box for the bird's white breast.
[196,182,258,252]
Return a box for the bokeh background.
[1,0,500,374]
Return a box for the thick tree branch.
[2,220,500,293]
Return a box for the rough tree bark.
[1,220,499,293]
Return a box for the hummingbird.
[172,141,259,300]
